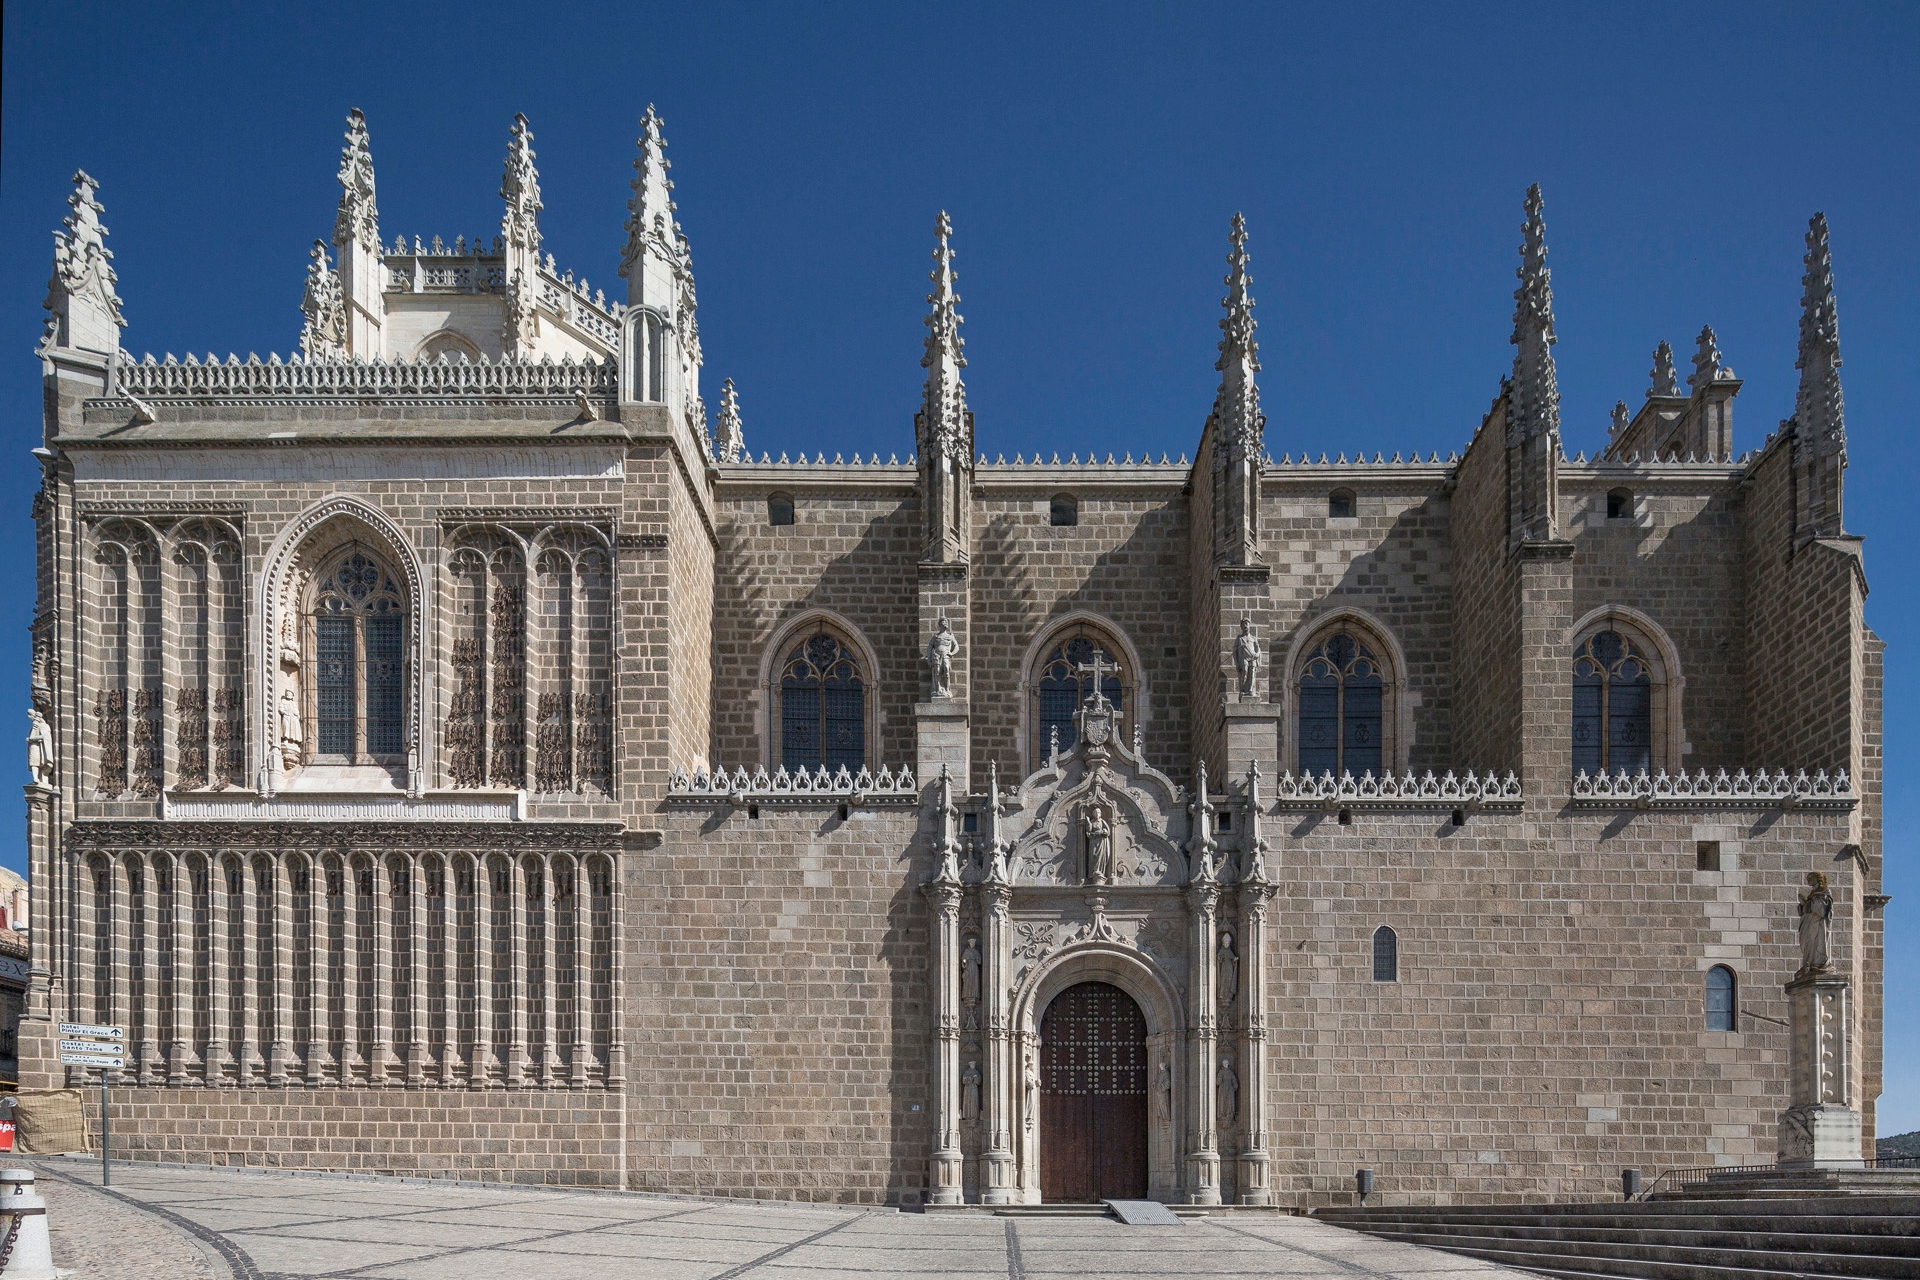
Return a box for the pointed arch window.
[1298,632,1383,778]
[1572,630,1652,777]
[308,548,407,762]
[780,632,866,772]
[1033,634,1124,764]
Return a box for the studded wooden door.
[1039,981,1148,1202]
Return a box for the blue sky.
[2,2,1915,1126]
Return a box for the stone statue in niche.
[278,686,303,770]
[1216,930,1240,1009]
[1797,871,1834,976]
[1156,1056,1173,1119]
[1217,1052,1239,1124]
[25,705,54,787]
[1082,805,1114,885]
[925,614,958,700]
[1234,616,1262,700]
[962,1059,982,1121]
[961,935,982,1005]
[1023,1048,1040,1129]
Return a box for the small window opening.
[838,803,851,822]
[962,812,979,834]
[1451,808,1466,828]
[1696,841,1722,872]
[747,804,760,820]
[1328,488,1356,519]
[1164,646,1178,658]
[1705,965,1737,1031]
[768,493,795,527]
[1217,812,1232,832]
[1607,488,1633,520]
[1050,493,1079,527]
[1372,926,1398,982]
[1338,807,1353,825]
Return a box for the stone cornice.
[65,819,627,851]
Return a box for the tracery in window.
[1572,629,1651,777]
[532,531,613,795]
[1031,630,1125,765]
[305,547,408,763]
[1705,965,1737,1031]
[173,521,244,790]
[780,631,866,772]
[1297,632,1383,778]
[91,520,162,798]
[446,534,526,789]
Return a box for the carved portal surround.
[258,497,427,798]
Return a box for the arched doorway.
[1039,981,1148,1202]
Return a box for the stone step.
[1316,1193,1920,1222]
[1315,1213,1920,1244]
[1338,1227,1920,1280]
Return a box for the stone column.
[1237,879,1274,1204]
[166,853,190,1085]
[136,855,160,1084]
[306,860,327,1085]
[474,857,496,1086]
[924,872,964,1205]
[569,858,590,1090]
[370,860,393,1085]
[270,856,293,1085]
[539,861,558,1088]
[406,855,426,1089]
[108,856,130,1085]
[1778,971,1863,1168]
[980,879,1017,1203]
[442,861,462,1087]
[508,857,529,1087]
[1184,877,1222,1204]
[206,856,231,1085]
[236,856,258,1084]
[16,783,62,1091]
[341,862,361,1083]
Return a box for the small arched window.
[308,547,407,761]
[1298,632,1383,778]
[1572,630,1652,777]
[779,631,865,772]
[1606,488,1633,520]
[1705,965,1736,1031]
[1033,633,1124,763]
[1050,493,1079,527]
[1328,488,1356,519]
[416,330,481,363]
[1372,926,1398,982]
[768,493,795,527]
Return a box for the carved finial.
[918,211,969,457]
[1796,212,1846,534]
[500,113,543,254]
[1610,399,1630,439]
[1217,212,1259,376]
[1649,340,1678,397]
[44,170,125,352]
[1688,324,1732,392]
[713,378,745,463]
[333,109,380,252]
[299,240,346,361]
[1508,184,1560,444]
[620,105,677,288]
[1211,212,1265,490]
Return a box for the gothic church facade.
[20,110,1883,1206]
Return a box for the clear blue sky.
[3,2,1915,1127]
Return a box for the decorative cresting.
[60,823,624,1091]
[109,350,617,404]
[666,763,919,806]
[927,672,1282,1204]
[1570,767,1856,811]
[258,498,426,797]
[1269,769,1522,810]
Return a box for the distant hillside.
[1878,1131,1920,1159]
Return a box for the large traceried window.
[1032,633,1124,764]
[308,548,407,762]
[1297,632,1383,778]
[779,632,866,772]
[1572,629,1652,777]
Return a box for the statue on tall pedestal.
[1798,871,1833,977]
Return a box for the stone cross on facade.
[1073,650,1118,708]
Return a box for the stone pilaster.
[1184,877,1222,1204]
[915,562,970,784]
[1237,878,1274,1205]
[925,875,964,1204]
[16,784,61,1091]
[980,879,1017,1203]
[1778,971,1863,1168]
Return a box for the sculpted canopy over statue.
[1234,616,1262,700]
[1798,871,1834,976]
[926,615,958,700]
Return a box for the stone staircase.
[1311,1195,1920,1279]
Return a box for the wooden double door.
[1039,981,1149,1203]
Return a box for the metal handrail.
[1637,1154,1920,1200]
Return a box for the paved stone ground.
[26,1160,1536,1279]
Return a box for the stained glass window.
[1298,632,1383,778]
[780,632,865,772]
[1033,635,1123,763]
[308,549,406,762]
[1572,629,1652,777]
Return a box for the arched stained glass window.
[1033,635,1123,763]
[780,632,865,772]
[1372,926,1398,982]
[1572,629,1652,777]
[1706,965,1736,1031]
[309,548,407,760]
[1297,632,1383,778]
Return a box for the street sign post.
[58,1022,124,1187]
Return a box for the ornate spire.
[333,108,379,252]
[1795,212,1846,535]
[713,378,745,463]
[43,170,125,351]
[1213,212,1262,453]
[1648,340,1678,397]
[918,211,969,462]
[620,105,677,290]
[299,240,346,361]
[1610,399,1630,440]
[1688,324,1733,393]
[1508,184,1560,444]
[500,113,542,254]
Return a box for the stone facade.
[17,117,1882,1207]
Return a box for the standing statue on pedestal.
[278,687,304,771]
[25,705,54,787]
[1023,1048,1040,1129]
[961,935,982,1005]
[1157,1056,1174,1120]
[1217,1052,1239,1124]
[925,615,958,700]
[1798,871,1834,977]
[1216,930,1240,1010]
[1082,805,1113,885]
[1233,616,1262,700]
[962,1059,982,1121]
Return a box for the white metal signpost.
[58,1022,123,1186]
